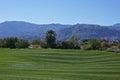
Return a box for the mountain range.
[0,21,120,41]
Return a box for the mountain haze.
[57,24,120,41]
[0,21,71,40]
[0,21,120,41]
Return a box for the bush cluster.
[0,30,120,52]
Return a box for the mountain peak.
[113,23,120,27]
[0,21,39,26]
[1,21,27,24]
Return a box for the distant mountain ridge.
[57,24,120,41]
[0,21,120,41]
[110,23,120,31]
[0,21,71,40]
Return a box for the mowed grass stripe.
[0,48,120,80]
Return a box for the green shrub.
[15,39,29,48]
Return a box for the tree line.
[0,30,120,52]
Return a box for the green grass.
[0,48,120,80]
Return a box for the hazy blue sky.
[0,0,119,25]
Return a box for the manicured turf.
[0,48,120,80]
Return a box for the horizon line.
[0,20,118,26]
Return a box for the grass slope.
[0,48,120,80]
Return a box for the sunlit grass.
[0,48,120,80]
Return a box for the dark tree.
[4,37,18,48]
[0,39,5,48]
[45,30,56,48]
